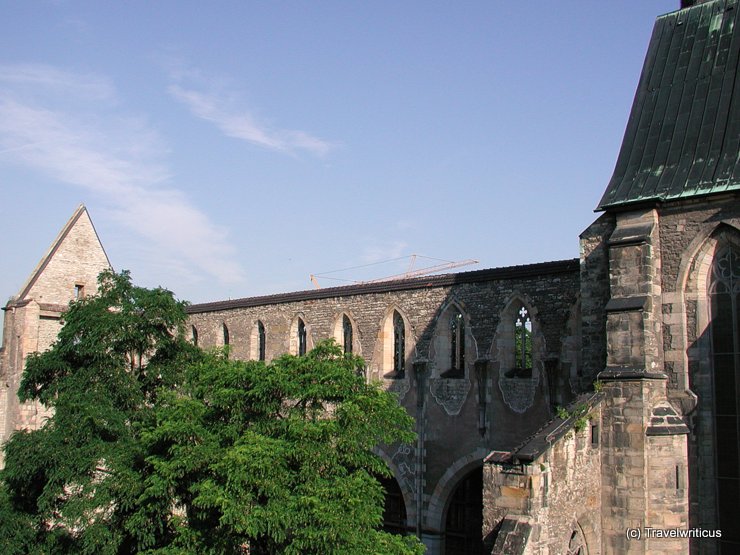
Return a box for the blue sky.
[0,1,678,304]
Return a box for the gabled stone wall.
[0,206,110,467]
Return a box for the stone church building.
[1,1,738,553]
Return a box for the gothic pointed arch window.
[514,306,532,376]
[222,323,230,346]
[290,315,310,356]
[249,320,267,361]
[297,318,307,356]
[436,305,467,379]
[450,310,465,372]
[708,245,740,545]
[382,310,407,379]
[393,311,405,378]
[500,300,535,379]
[191,325,199,347]
[257,320,266,361]
[343,314,354,354]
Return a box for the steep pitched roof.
[12,204,111,303]
[598,0,740,210]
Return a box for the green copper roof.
[598,0,740,210]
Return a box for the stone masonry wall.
[483,401,603,555]
[656,196,740,551]
[0,207,110,467]
[579,213,614,386]
[187,264,581,541]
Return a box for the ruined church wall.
[187,265,581,533]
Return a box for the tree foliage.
[0,270,423,554]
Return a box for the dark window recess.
[192,325,199,347]
[393,311,405,378]
[442,310,466,379]
[709,246,740,549]
[298,318,307,356]
[223,323,230,346]
[343,315,353,354]
[73,284,85,299]
[258,321,266,361]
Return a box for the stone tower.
[0,204,111,467]
[594,0,740,551]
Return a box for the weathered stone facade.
[1,1,738,553]
[186,261,582,552]
[0,205,111,467]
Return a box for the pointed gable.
[598,0,740,210]
[12,204,111,307]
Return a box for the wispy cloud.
[0,63,114,101]
[0,63,245,289]
[166,65,333,157]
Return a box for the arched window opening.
[297,318,307,356]
[342,314,353,354]
[450,310,465,371]
[382,309,408,379]
[191,325,199,347]
[440,308,466,378]
[513,306,532,377]
[222,323,230,346]
[392,311,405,378]
[709,246,740,548]
[257,320,266,361]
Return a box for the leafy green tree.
[140,342,421,554]
[1,270,423,555]
[1,269,193,554]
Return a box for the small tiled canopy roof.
[598,0,740,210]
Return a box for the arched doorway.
[444,467,483,555]
[378,475,408,535]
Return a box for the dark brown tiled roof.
[598,0,740,210]
[187,258,579,314]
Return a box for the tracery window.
[438,306,466,379]
[709,246,740,547]
[297,318,307,356]
[343,314,353,354]
[223,323,230,346]
[257,320,266,361]
[515,306,532,371]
